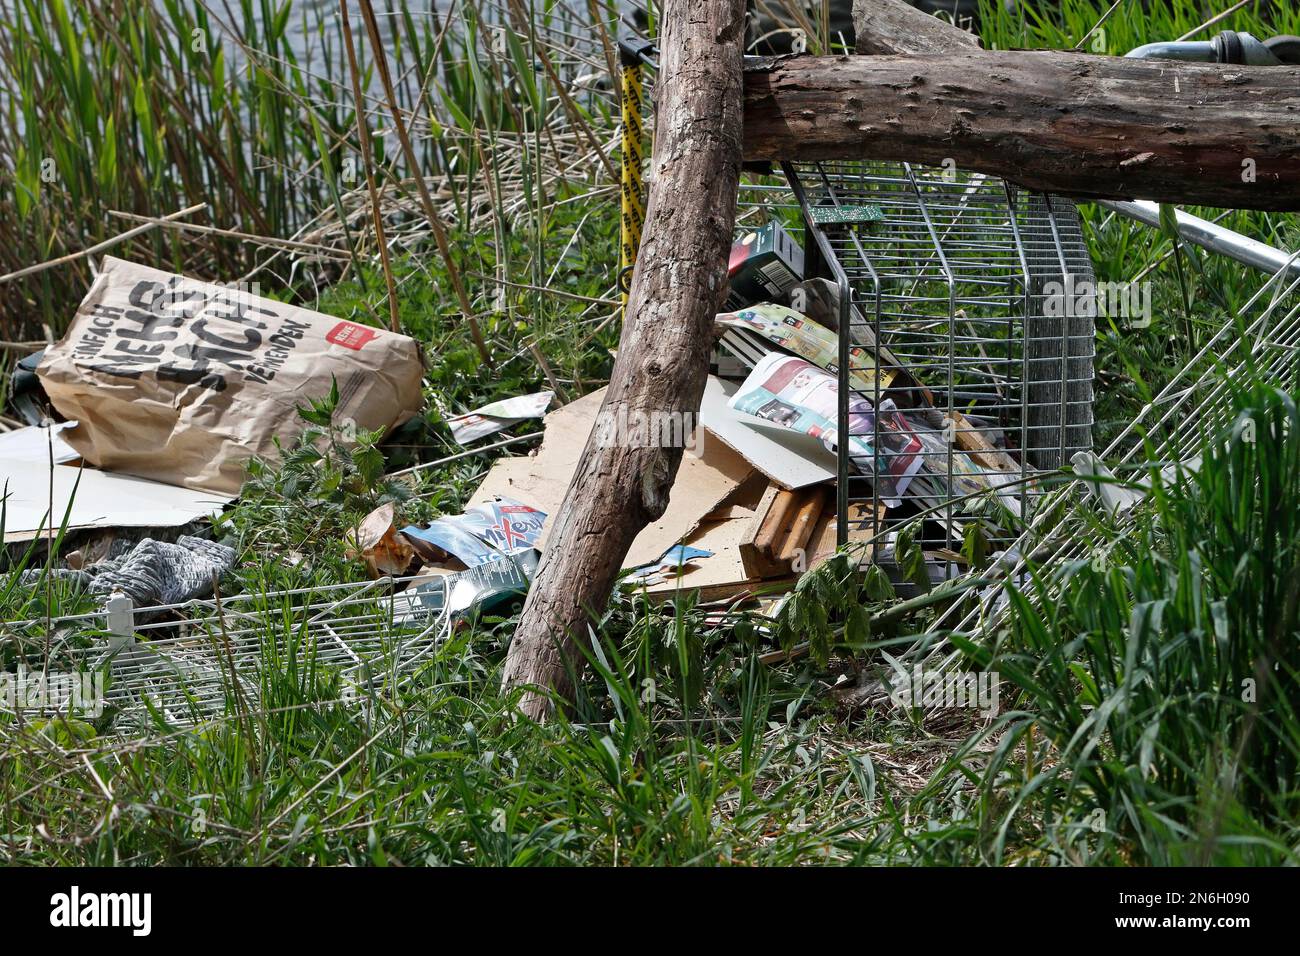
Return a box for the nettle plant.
[229,378,410,559]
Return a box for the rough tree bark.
[851,0,980,56]
[743,52,1300,210]
[500,0,746,719]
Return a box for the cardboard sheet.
[0,422,80,464]
[699,376,835,490]
[639,512,795,601]
[469,388,754,569]
[1,461,233,542]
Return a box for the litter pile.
[368,215,1038,615]
[3,256,425,599]
[10,153,1291,732]
[4,215,1041,630]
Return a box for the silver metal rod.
[1097,199,1300,280]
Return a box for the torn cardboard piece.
[0,421,80,464]
[37,257,425,494]
[637,512,797,602]
[699,375,835,490]
[469,387,755,569]
[0,461,233,543]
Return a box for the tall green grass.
[914,362,1300,865]
[0,0,343,332]
[0,0,622,342]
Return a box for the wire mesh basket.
[2,575,471,733]
[773,160,1097,547]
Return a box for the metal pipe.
[1096,199,1300,281]
[1126,31,1283,66]
[1126,40,1216,61]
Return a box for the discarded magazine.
[717,303,892,392]
[402,497,545,567]
[446,391,553,445]
[729,352,924,508]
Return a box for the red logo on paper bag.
[326,321,379,350]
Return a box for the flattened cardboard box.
[469,387,756,570]
[38,257,425,494]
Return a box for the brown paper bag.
[38,257,425,494]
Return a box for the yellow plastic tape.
[619,61,645,309]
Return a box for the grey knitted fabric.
[24,535,236,607]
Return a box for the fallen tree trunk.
[500,0,746,720]
[743,51,1300,210]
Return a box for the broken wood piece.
[740,484,791,579]
[741,483,830,577]
[806,508,839,571]
[950,411,1020,474]
[843,501,886,565]
[776,485,828,564]
[851,0,980,57]
[753,488,798,559]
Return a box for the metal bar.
[1098,199,1300,282]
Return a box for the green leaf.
[352,446,384,487]
[96,115,117,188]
[895,523,930,591]
[1157,203,1180,242]
[961,521,989,571]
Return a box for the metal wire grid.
[2,575,457,733]
[776,161,1094,544]
[931,250,1300,657]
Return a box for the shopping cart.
[775,162,1095,548]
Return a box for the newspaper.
[910,425,1023,515]
[728,353,923,507]
[716,303,894,392]
[446,391,553,445]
